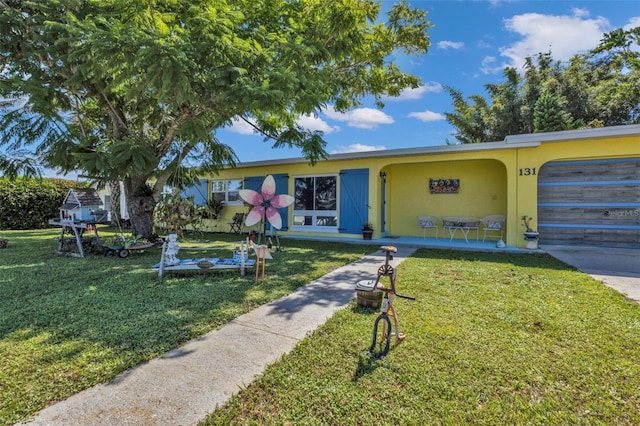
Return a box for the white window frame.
[211,179,243,205]
[291,174,338,233]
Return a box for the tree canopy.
[445,26,640,144]
[0,0,431,237]
[0,150,41,180]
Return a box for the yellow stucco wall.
[203,126,639,248]
[384,159,507,237]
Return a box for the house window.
[212,179,242,205]
[293,175,338,231]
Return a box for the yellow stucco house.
[186,124,639,249]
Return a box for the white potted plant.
[522,215,539,249]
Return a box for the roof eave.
[505,123,640,144]
[236,140,540,169]
[233,124,640,170]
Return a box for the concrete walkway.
[20,246,417,426]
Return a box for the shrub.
[0,177,87,230]
[153,194,204,235]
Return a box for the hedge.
[0,177,87,230]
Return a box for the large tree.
[0,0,431,238]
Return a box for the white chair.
[417,216,439,239]
[481,214,505,242]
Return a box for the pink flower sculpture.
[239,175,294,230]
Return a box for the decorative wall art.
[429,178,460,194]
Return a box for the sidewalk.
[20,246,417,426]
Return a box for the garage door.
[538,157,640,248]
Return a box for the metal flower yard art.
[239,175,294,282]
[239,175,294,230]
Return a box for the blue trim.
[244,176,263,192]
[338,168,369,234]
[540,223,640,231]
[181,179,208,205]
[542,157,640,167]
[539,202,640,208]
[539,179,640,188]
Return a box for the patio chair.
[228,212,246,234]
[481,214,505,242]
[417,215,439,239]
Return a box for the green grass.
[203,249,640,426]
[0,227,376,425]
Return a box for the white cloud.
[226,117,256,135]
[296,114,340,134]
[385,82,443,101]
[408,110,446,122]
[571,7,590,19]
[330,143,386,154]
[437,40,464,50]
[480,55,504,75]
[625,16,640,30]
[226,114,339,135]
[323,106,394,129]
[498,9,612,71]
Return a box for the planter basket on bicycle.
[356,245,415,359]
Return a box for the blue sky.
[220,0,640,163]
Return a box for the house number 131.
[519,167,536,176]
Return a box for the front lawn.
[0,228,376,425]
[204,249,640,425]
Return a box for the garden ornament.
[250,241,273,283]
[164,233,180,266]
[239,175,294,230]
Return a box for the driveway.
[543,245,640,303]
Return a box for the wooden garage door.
[538,158,640,248]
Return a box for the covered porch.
[282,234,533,254]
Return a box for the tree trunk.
[123,177,157,240]
[108,181,121,226]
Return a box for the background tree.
[588,26,640,125]
[533,92,573,133]
[445,27,640,144]
[444,88,490,144]
[0,0,431,238]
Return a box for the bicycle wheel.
[369,314,392,358]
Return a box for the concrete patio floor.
[282,234,528,253]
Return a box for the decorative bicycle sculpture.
[359,245,415,358]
